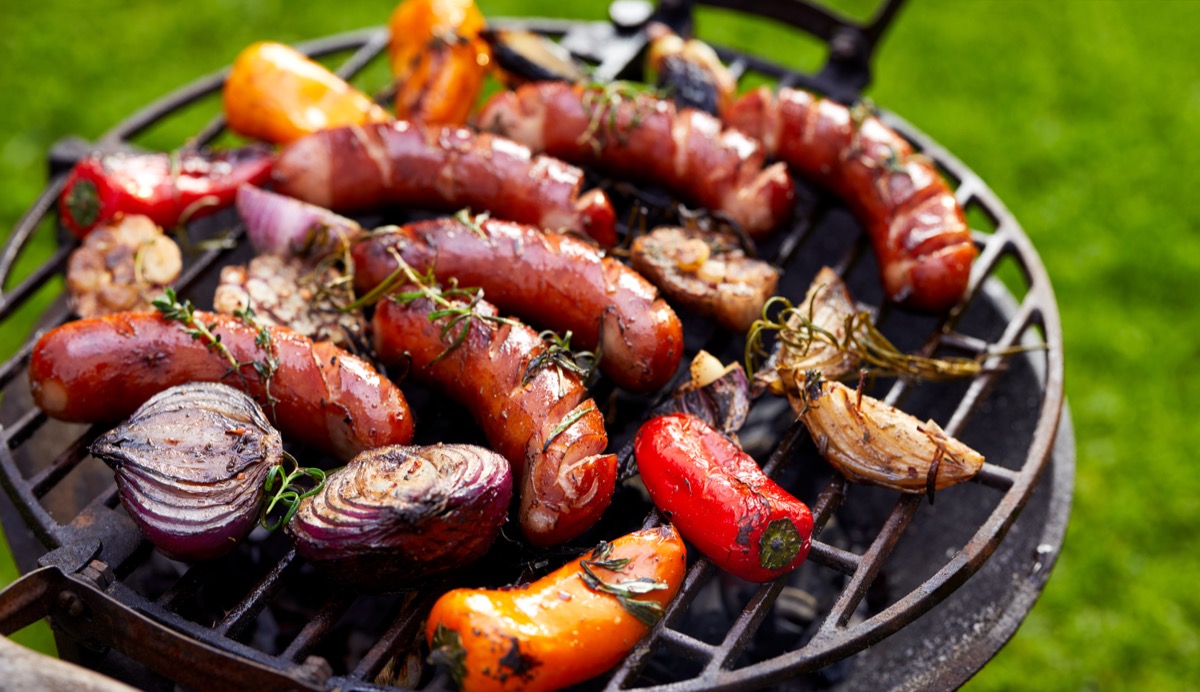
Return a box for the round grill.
[0,3,1070,690]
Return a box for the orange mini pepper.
[387,0,489,125]
[223,41,390,144]
[425,524,687,691]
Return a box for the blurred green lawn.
[2,0,1197,689]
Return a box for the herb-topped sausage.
[724,86,977,312]
[477,81,794,238]
[372,286,616,547]
[272,120,618,246]
[29,310,414,462]
[352,216,683,393]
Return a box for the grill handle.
[0,566,328,691]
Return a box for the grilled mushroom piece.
[631,226,779,332]
[90,382,283,562]
[287,444,512,592]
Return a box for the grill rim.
[0,3,1069,690]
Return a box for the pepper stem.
[758,517,804,571]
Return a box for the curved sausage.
[29,312,414,462]
[724,86,977,312]
[352,216,683,393]
[272,120,618,246]
[372,291,616,547]
[477,81,794,238]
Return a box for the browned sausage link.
[352,217,683,393]
[477,81,795,238]
[724,86,977,312]
[271,120,618,246]
[28,312,414,462]
[372,292,616,546]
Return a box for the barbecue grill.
[0,1,1072,689]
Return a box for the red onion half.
[287,444,513,591]
[90,382,283,561]
[236,184,363,257]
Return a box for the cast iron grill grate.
[0,1,1067,690]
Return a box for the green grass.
[2,0,1196,688]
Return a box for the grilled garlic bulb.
[66,214,182,318]
[791,371,984,494]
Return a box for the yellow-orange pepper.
[388,0,489,125]
[223,41,390,144]
[425,524,687,691]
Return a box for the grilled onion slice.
[287,444,512,591]
[90,382,283,562]
[791,371,984,494]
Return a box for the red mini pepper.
[58,146,275,238]
[634,412,814,583]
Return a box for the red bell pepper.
[58,146,275,238]
[634,412,813,583]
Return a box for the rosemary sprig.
[260,451,327,531]
[579,542,668,627]
[745,294,985,383]
[542,404,595,453]
[454,208,492,243]
[152,288,239,371]
[577,81,663,155]
[523,330,599,386]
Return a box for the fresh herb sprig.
[260,451,327,531]
[523,330,600,386]
[579,541,669,627]
[577,82,664,155]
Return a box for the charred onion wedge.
[791,371,984,495]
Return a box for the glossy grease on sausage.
[272,120,617,246]
[352,217,683,393]
[724,86,976,312]
[29,312,413,461]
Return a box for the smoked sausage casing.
[272,119,618,246]
[372,291,616,546]
[29,312,414,462]
[724,86,977,312]
[477,81,794,238]
[352,217,683,393]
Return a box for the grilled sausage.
[272,120,618,246]
[352,216,683,393]
[477,81,794,238]
[372,291,616,546]
[724,86,977,312]
[29,312,414,462]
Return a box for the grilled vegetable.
[645,350,750,436]
[287,444,511,591]
[630,225,779,332]
[483,28,587,86]
[89,382,282,562]
[213,254,365,348]
[58,146,274,238]
[725,87,977,311]
[646,23,736,115]
[236,185,363,258]
[223,41,390,144]
[791,371,985,497]
[634,413,813,583]
[388,0,488,125]
[426,524,687,691]
[66,214,182,318]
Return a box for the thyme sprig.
[234,305,281,412]
[454,208,492,243]
[579,541,669,627]
[745,293,985,383]
[260,451,327,531]
[578,81,664,155]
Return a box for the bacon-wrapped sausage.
[272,120,618,246]
[29,312,413,462]
[372,291,616,547]
[352,216,682,393]
[724,87,976,312]
[477,81,794,238]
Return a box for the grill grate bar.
[29,425,101,498]
[157,561,222,611]
[0,179,67,297]
[814,493,921,636]
[707,578,788,672]
[658,627,717,661]
[350,591,435,681]
[972,463,1017,491]
[2,407,46,451]
[0,244,72,325]
[807,540,860,575]
[280,593,356,662]
[213,548,300,639]
[0,341,34,393]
